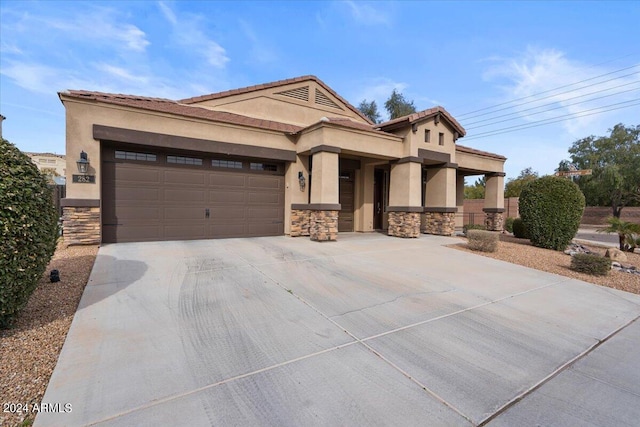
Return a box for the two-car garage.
[101,144,285,243]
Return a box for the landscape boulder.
[605,248,628,262]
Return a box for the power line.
[459,70,640,121]
[463,80,640,127]
[466,86,640,130]
[462,99,640,141]
[455,63,640,118]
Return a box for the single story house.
[59,75,506,245]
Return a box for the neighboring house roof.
[179,75,374,125]
[26,152,66,159]
[455,144,506,160]
[377,106,466,136]
[59,90,302,134]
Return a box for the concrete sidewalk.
[36,234,640,426]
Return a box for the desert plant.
[467,229,499,252]
[0,138,59,328]
[512,218,530,239]
[597,217,640,252]
[504,217,515,233]
[569,253,611,276]
[519,176,585,251]
[463,223,486,235]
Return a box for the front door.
[374,169,384,229]
[338,170,354,232]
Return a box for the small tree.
[358,99,381,124]
[384,89,416,120]
[598,217,640,252]
[504,167,538,198]
[0,138,59,327]
[464,177,485,199]
[519,176,585,251]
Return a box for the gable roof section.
[179,75,374,125]
[377,106,466,136]
[291,117,400,138]
[59,90,302,133]
[455,144,506,160]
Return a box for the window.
[167,155,202,166]
[424,129,431,143]
[115,150,157,161]
[250,162,278,172]
[212,159,243,169]
[439,132,445,146]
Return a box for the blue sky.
[1,0,639,181]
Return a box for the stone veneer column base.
[388,212,421,238]
[484,212,504,231]
[310,210,338,241]
[290,209,311,237]
[63,207,101,245]
[422,212,456,236]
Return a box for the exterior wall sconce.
[411,123,418,133]
[76,151,90,173]
[434,113,440,125]
[298,171,306,191]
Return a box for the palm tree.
[598,217,640,252]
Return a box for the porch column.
[455,172,465,230]
[423,164,458,236]
[289,154,311,237]
[309,147,340,241]
[484,172,505,231]
[388,158,422,238]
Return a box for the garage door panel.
[210,173,246,187]
[247,176,282,189]
[164,170,206,186]
[164,189,206,203]
[103,148,284,243]
[209,190,246,204]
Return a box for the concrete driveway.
[36,234,640,426]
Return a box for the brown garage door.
[102,147,285,243]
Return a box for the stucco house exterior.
[59,75,506,245]
[26,152,67,178]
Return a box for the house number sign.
[72,174,96,183]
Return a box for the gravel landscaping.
[452,234,640,295]
[0,243,98,427]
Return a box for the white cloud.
[344,1,391,26]
[96,63,150,85]
[158,2,229,69]
[480,47,640,137]
[238,19,277,65]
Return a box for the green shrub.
[0,138,59,328]
[463,223,486,235]
[519,176,585,251]
[467,229,499,252]
[570,253,611,276]
[512,218,530,239]
[504,217,515,233]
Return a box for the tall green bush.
[512,218,530,239]
[519,176,585,251]
[0,138,59,327]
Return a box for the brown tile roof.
[178,75,375,125]
[59,90,302,133]
[455,144,506,160]
[292,117,399,138]
[26,152,66,159]
[377,106,466,136]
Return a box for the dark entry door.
[374,169,384,229]
[339,170,354,232]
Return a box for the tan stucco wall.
[484,174,505,210]
[310,151,339,204]
[456,150,503,173]
[63,98,297,200]
[425,167,457,208]
[285,154,310,234]
[389,161,422,207]
[192,81,365,127]
[296,126,403,159]
[28,154,66,177]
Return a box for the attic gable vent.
[315,88,343,110]
[275,86,309,101]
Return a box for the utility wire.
[458,70,639,121]
[463,80,640,127]
[466,86,640,130]
[463,99,640,141]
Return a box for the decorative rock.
[290,209,311,237]
[422,211,455,236]
[484,212,504,232]
[62,206,100,245]
[389,212,420,238]
[605,248,628,262]
[564,243,592,256]
[310,210,338,242]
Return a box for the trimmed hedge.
[463,223,486,235]
[512,218,530,239]
[504,217,515,233]
[570,254,611,276]
[0,138,59,327]
[467,229,499,252]
[519,176,585,251]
